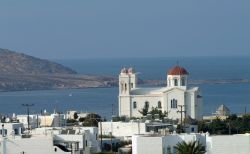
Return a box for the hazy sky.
[0,0,249,59]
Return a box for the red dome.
[168,66,189,75]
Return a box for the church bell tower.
[119,67,137,95]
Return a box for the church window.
[181,78,185,86]
[166,146,171,154]
[158,101,162,108]
[171,99,178,108]
[145,101,149,109]
[121,83,124,92]
[133,101,137,109]
[174,79,178,86]
[173,147,177,154]
[125,83,127,91]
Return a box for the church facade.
[118,66,203,120]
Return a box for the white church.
[118,66,203,120]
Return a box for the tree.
[138,106,149,116]
[112,116,126,122]
[198,114,250,135]
[198,120,209,133]
[208,117,228,134]
[176,124,185,133]
[73,112,78,120]
[82,113,102,127]
[139,107,168,119]
[174,141,206,154]
[150,107,168,120]
[79,117,85,122]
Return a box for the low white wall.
[1,136,69,154]
[100,122,147,139]
[133,135,163,154]
[206,134,250,154]
[132,133,207,154]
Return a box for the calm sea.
[0,57,249,118]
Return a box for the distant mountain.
[0,48,76,74]
[0,48,117,91]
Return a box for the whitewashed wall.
[130,95,163,117]
[206,134,250,154]
[100,122,147,139]
[1,136,70,154]
[132,133,207,154]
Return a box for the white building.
[132,133,207,154]
[214,104,230,116]
[16,114,38,129]
[66,110,78,120]
[74,126,100,152]
[206,134,250,154]
[0,126,100,154]
[100,121,173,140]
[39,113,65,127]
[0,122,24,136]
[16,113,65,129]
[132,133,250,154]
[118,66,203,120]
[0,135,70,154]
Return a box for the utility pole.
[58,112,61,127]
[112,104,115,117]
[90,117,103,152]
[22,104,34,130]
[110,104,114,153]
[65,110,67,127]
[36,114,39,128]
[228,121,231,135]
[177,105,186,128]
[100,119,103,152]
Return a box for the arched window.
[133,101,137,109]
[145,101,149,109]
[125,83,127,91]
[167,146,171,154]
[121,83,124,92]
[174,79,178,86]
[158,101,162,108]
[181,77,185,86]
[171,99,178,108]
[168,78,171,86]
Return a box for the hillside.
[0,48,116,91]
[0,48,76,74]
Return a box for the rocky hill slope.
[0,48,116,91]
[0,48,76,74]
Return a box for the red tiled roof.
[168,66,189,75]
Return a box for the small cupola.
[168,66,189,76]
[167,66,189,87]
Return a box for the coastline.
[0,74,249,92]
